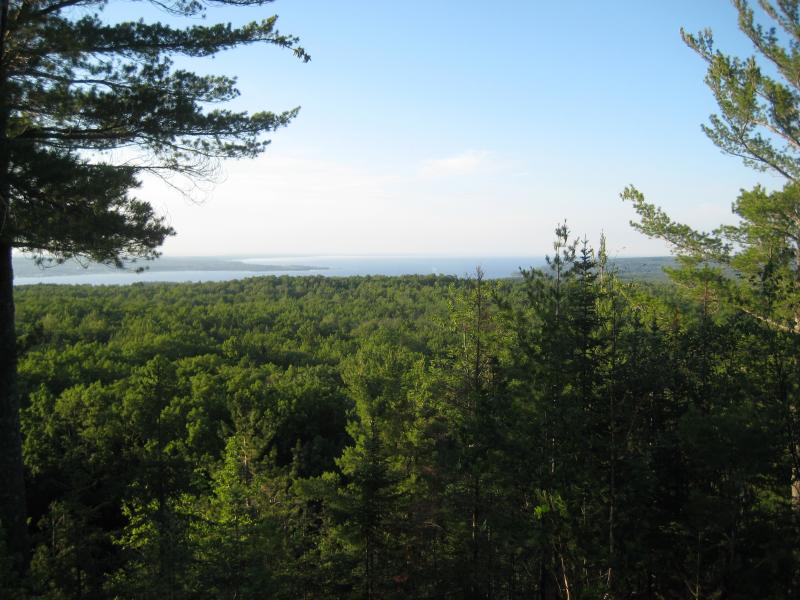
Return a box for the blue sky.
[107,0,783,256]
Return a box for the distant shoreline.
[12,255,676,286]
[12,256,328,279]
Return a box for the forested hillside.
[3,233,798,599]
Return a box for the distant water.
[13,254,673,286]
[240,255,547,279]
[14,255,547,286]
[15,270,298,286]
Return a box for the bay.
[13,255,673,285]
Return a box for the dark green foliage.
[2,252,796,598]
[622,3,800,560]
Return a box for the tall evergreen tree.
[317,339,421,599]
[440,268,517,599]
[111,356,193,600]
[623,0,800,509]
[0,0,308,566]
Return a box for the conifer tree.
[0,0,308,566]
[112,356,193,599]
[439,268,518,599]
[190,434,282,599]
[623,0,800,333]
[623,0,800,509]
[319,339,420,599]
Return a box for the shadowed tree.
[622,0,800,517]
[0,0,308,569]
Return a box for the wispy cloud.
[420,150,491,177]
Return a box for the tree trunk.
[0,0,27,567]
[0,242,28,569]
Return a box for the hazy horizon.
[12,250,676,261]
[13,253,676,285]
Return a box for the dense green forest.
[5,0,800,597]
[2,232,798,598]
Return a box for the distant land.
[12,255,677,285]
[12,255,326,277]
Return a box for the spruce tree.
[0,0,308,567]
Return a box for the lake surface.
[241,255,547,278]
[13,255,673,286]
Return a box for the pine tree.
[318,339,420,599]
[0,0,308,566]
[622,0,800,511]
[189,434,282,599]
[111,355,194,599]
[439,268,519,599]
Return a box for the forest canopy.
[1,249,798,598]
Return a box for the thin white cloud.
[420,150,491,177]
